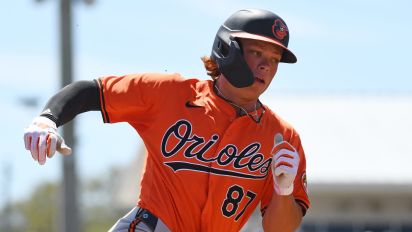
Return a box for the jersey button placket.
[224,117,242,137]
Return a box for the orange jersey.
[96,73,310,232]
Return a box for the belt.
[136,208,159,231]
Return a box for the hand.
[24,116,72,165]
[271,134,300,196]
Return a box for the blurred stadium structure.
[111,94,412,232]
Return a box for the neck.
[214,81,258,113]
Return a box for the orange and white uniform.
[96,73,310,232]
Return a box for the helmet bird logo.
[272,19,288,41]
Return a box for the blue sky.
[1,0,412,207]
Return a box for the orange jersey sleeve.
[95,73,187,124]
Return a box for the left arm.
[262,194,302,232]
[262,135,305,231]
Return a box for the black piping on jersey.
[294,199,308,216]
[96,78,110,123]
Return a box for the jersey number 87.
[221,185,257,221]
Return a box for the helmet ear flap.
[216,40,228,58]
[216,37,244,58]
[215,40,254,88]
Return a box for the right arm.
[23,80,101,165]
[40,80,101,127]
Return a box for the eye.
[250,50,261,57]
[270,57,280,64]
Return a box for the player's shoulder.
[137,72,201,86]
[264,106,292,127]
[264,106,300,136]
[100,72,202,88]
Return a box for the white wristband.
[32,116,57,129]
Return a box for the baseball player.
[24,9,310,232]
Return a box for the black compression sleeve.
[40,80,101,127]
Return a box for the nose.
[258,58,271,72]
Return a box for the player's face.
[240,38,282,95]
[217,39,283,107]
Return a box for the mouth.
[255,76,265,84]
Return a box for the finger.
[274,156,294,169]
[24,131,31,150]
[57,142,72,155]
[271,140,296,154]
[273,148,298,161]
[30,134,40,161]
[38,134,48,165]
[56,135,72,155]
[47,134,58,158]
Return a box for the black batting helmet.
[211,9,296,88]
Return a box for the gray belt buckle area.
[139,209,159,231]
